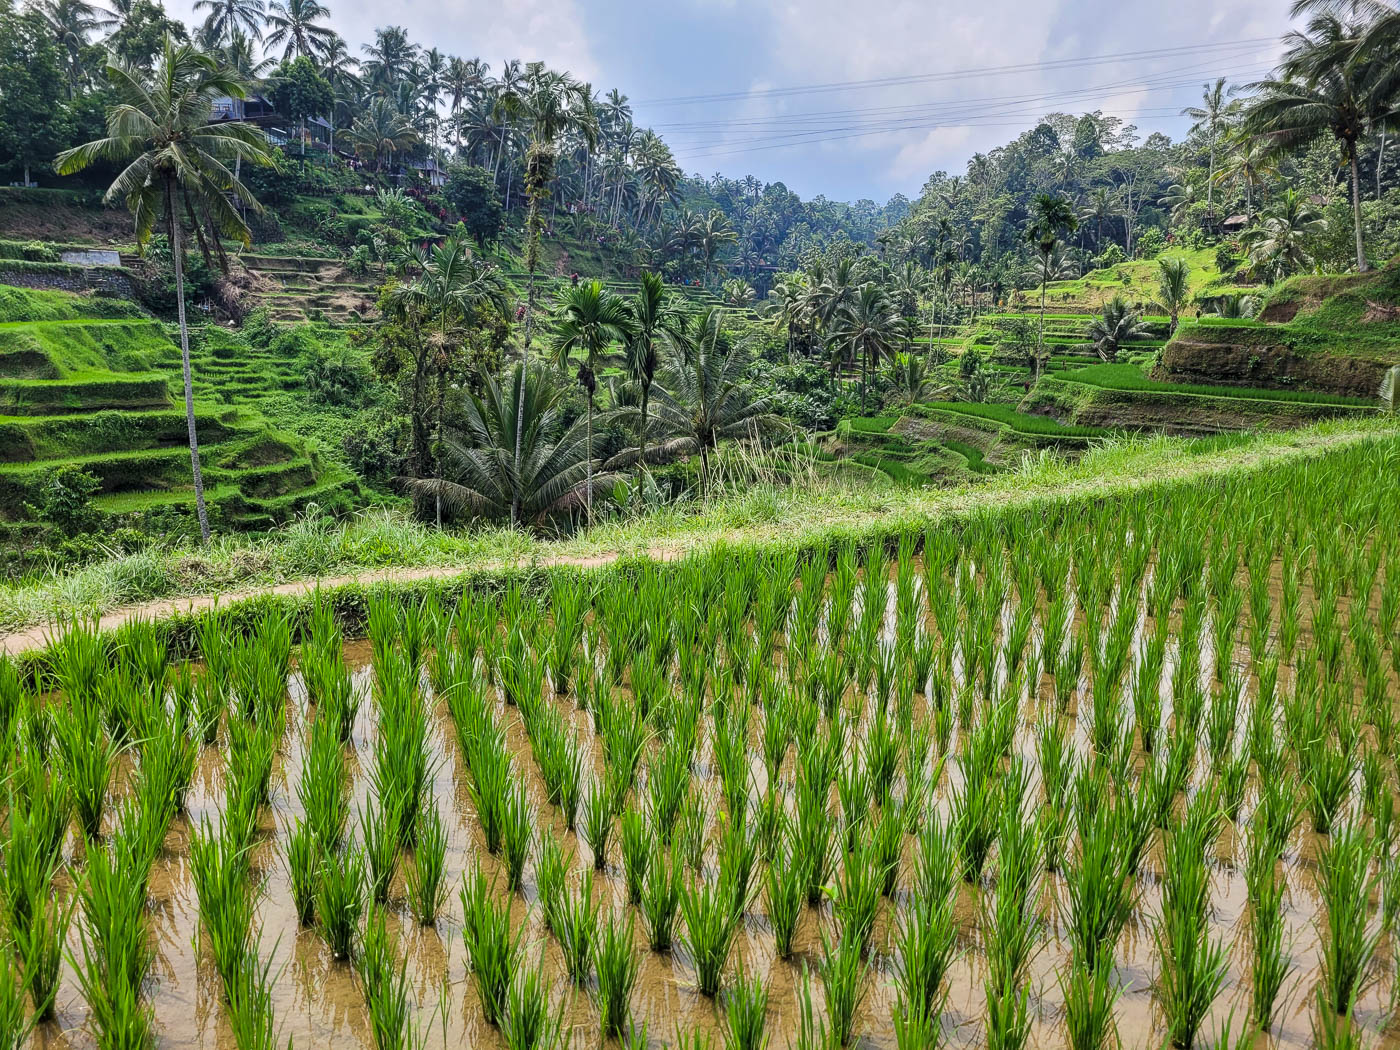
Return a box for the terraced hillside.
[1021,363,1375,435]
[1159,260,1400,398]
[824,402,1110,485]
[0,286,358,528]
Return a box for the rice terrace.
[4,0,1400,1048]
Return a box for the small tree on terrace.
[56,35,271,543]
[1157,255,1191,334]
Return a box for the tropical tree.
[346,96,417,168]
[622,272,681,479]
[1182,78,1236,214]
[383,229,510,525]
[888,352,936,403]
[721,278,755,308]
[1244,12,1382,272]
[832,282,903,411]
[33,0,105,89]
[640,308,783,492]
[1086,294,1150,362]
[1024,193,1078,360]
[262,0,333,60]
[191,0,264,45]
[1243,188,1326,281]
[551,281,634,523]
[1157,255,1191,333]
[405,363,599,528]
[498,63,597,519]
[56,36,271,542]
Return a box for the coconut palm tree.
[1086,295,1150,362]
[1157,255,1191,333]
[1213,128,1275,215]
[640,308,783,494]
[1025,193,1078,362]
[833,282,903,411]
[346,97,418,168]
[192,0,264,44]
[56,36,271,543]
[1182,78,1236,214]
[1244,12,1382,272]
[444,55,486,148]
[698,209,737,281]
[405,363,600,528]
[551,281,634,523]
[263,0,333,60]
[721,279,755,308]
[35,0,105,89]
[1243,188,1326,282]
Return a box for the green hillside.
[0,287,358,532]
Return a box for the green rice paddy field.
[3,437,1400,1050]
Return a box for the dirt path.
[0,546,687,657]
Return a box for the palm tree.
[889,352,935,403]
[833,282,903,411]
[551,281,634,523]
[346,97,418,169]
[1244,12,1381,272]
[622,272,681,479]
[721,279,755,308]
[1086,295,1149,362]
[1243,188,1326,282]
[263,0,333,60]
[56,36,271,543]
[35,0,104,90]
[1182,78,1235,215]
[405,364,599,528]
[192,0,264,44]
[499,65,596,520]
[697,209,737,281]
[1157,255,1191,333]
[444,55,486,148]
[384,230,510,526]
[1025,193,1078,363]
[640,309,783,494]
[1213,128,1275,215]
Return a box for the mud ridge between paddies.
[1,420,1394,656]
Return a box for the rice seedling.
[641,838,684,953]
[501,955,566,1050]
[500,778,533,892]
[285,818,319,926]
[227,712,277,808]
[73,838,154,1049]
[581,776,613,871]
[1154,796,1228,1050]
[0,949,36,1050]
[619,803,652,905]
[1061,961,1119,1050]
[190,816,257,994]
[1316,821,1380,1016]
[681,872,744,997]
[224,946,279,1050]
[1302,736,1354,835]
[723,962,769,1050]
[1247,833,1290,1030]
[298,711,349,849]
[316,843,367,960]
[460,858,522,1026]
[406,802,449,925]
[984,974,1032,1050]
[832,832,884,954]
[12,887,73,1021]
[51,695,116,840]
[361,791,404,906]
[984,762,1043,993]
[594,910,640,1039]
[359,906,415,1050]
[556,866,598,983]
[1064,789,1137,972]
[819,928,870,1047]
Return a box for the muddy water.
[26,566,1400,1050]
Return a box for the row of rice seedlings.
[460,857,523,1027]
[358,906,416,1050]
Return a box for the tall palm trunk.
[1037,261,1048,362]
[514,144,550,524]
[1348,140,1369,273]
[167,180,211,544]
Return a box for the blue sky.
[167,0,1296,202]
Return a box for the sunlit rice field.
[3,438,1400,1050]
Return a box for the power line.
[675,61,1271,160]
[634,38,1278,107]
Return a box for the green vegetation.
[1053,363,1374,406]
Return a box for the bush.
[443,165,504,246]
[1135,227,1166,259]
[23,464,102,535]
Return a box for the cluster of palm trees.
[409,273,781,528]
